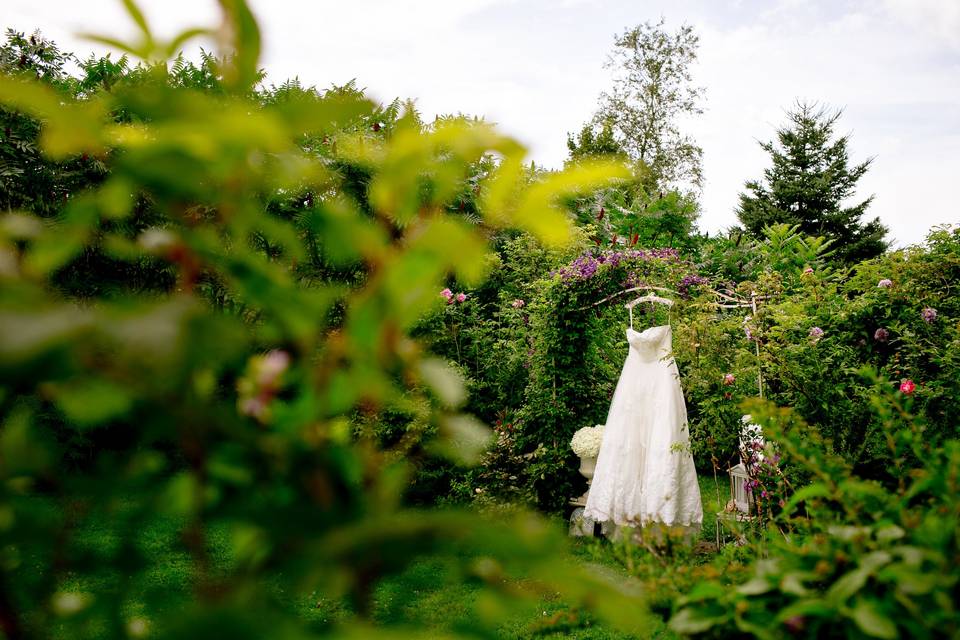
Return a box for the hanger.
[625,291,674,329]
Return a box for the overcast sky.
[6,0,960,245]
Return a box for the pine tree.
[737,102,888,265]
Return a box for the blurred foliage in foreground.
[0,3,650,638]
[671,378,960,639]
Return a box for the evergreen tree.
[737,102,888,265]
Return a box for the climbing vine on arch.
[513,248,713,511]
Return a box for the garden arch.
[513,248,763,511]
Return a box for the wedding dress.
[584,325,703,530]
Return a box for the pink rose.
[456,292,467,303]
[899,379,916,395]
[723,373,736,386]
[239,396,267,420]
[511,299,525,309]
[440,288,453,301]
[256,350,290,387]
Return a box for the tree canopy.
[737,102,888,265]
[593,18,704,191]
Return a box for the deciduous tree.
[593,18,704,191]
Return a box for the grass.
[44,474,726,638]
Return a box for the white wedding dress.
[584,325,702,530]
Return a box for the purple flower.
[511,299,525,309]
[802,267,814,276]
[874,328,890,342]
[877,279,893,288]
[809,326,824,342]
[922,307,937,323]
[678,274,709,298]
[555,248,679,286]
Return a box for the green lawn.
[48,474,725,638]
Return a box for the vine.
[514,248,710,511]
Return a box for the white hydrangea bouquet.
[570,424,605,458]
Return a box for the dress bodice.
[626,325,672,362]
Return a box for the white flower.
[739,416,765,465]
[570,425,605,458]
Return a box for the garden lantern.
[728,462,752,513]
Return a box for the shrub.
[0,3,651,637]
[671,376,960,638]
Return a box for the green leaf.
[161,472,202,517]
[0,306,93,368]
[669,606,726,634]
[827,569,869,603]
[511,160,629,247]
[827,552,891,602]
[217,0,262,91]
[78,34,147,59]
[121,0,152,40]
[164,28,213,58]
[418,358,467,408]
[850,599,898,639]
[50,378,134,429]
[681,581,726,603]
[433,414,492,465]
[307,202,387,266]
[780,572,810,597]
[97,177,135,220]
[782,481,830,515]
[23,231,86,276]
[774,598,833,624]
[737,577,774,596]
[875,524,905,543]
[0,409,53,476]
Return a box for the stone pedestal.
[569,455,599,536]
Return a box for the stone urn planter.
[575,455,597,505]
[569,425,604,507]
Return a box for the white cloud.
[882,0,960,50]
[4,0,959,245]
